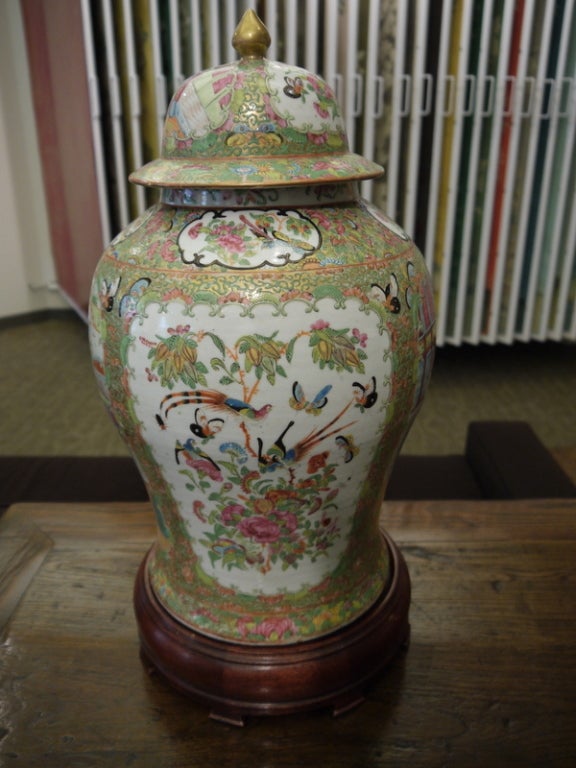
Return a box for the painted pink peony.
[254,617,297,640]
[185,457,223,482]
[269,510,298,533]
[238,516,281,543]
[237,616,297,641]
[220,504,244,525]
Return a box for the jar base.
[133,532,410,725]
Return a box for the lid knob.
[232,9,271,59]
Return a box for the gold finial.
[232,9,271,59]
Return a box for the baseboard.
[0,308,77,330]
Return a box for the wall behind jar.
[0,2,66,320]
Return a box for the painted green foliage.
[144,323,367,392]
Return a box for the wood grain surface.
[1,499,575,767]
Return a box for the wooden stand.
[133,532,410,725]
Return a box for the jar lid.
[129,10,383,189]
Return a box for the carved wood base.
[133,532,410,725]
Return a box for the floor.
[1,311,575,458]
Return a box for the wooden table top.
[1,499,575,767]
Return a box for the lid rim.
[129,153,384,189]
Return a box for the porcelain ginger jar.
[89,11,434,720]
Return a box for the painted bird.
[189,407,224,439]
[257,404,356,471]
[156,389,272,428]
[174,438,221,472]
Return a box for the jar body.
[89,192,434,645]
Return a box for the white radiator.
[81,0,576,346]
